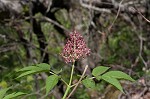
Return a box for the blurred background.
[0,0,150,99]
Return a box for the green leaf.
[3,92,26,99]
[16,70,37,79]
[82,78,95,89]
[0,88,9,99]
[17,63,50,72]
[103,71,135,82]
[101,75,124,93]
[92,66,110,77]
[46,75,59,95]
[37,63,50,71]
[16,63,51,79]
[17,66,42,72]
[95,75,102,81]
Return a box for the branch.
[80,0,111,13]
[42,16,69,36]
[108,0,124,31]
[132,7,150,23]
[66,65,88,99]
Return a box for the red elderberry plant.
[16,30,135,99]
[61,30,90,63]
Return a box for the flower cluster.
[61,30,90,63]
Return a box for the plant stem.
[62,85,71,99]
[66,65,88,99]
[62,62,75,99]
[61,78,68,86]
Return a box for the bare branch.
[42,16,70,35]
[80,0,111,13]
[132,7,150,23]
[108,0,124,31]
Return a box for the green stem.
[61,78,68,86]
[62,62,75,99]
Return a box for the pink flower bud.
[61,30,90,63]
